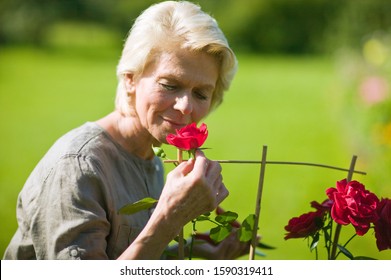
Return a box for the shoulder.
[42,122,120,166]
[53,122,108,155]
[24,123,115,185]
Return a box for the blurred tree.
[1,0,389,54]
[173,0,340,54]
[0,0,121,45]
[211,0,341,53]
[0,0,58,44]
[324,0,391,52]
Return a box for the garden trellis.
[165,145,366,260]
[229,145,365,260]
[120,144,367,260]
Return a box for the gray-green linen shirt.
[3,122,164,259]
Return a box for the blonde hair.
[115,1,237,116]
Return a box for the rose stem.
[177,149,185,260]
[249,145,268,260]
[330,155,357,260]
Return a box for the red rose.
[284,210,325,240]
[311,199,333,212]
[374,198,391,251]
[166,123,208,151]
[326,179,379,236]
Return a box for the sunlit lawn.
[1,46,390,260]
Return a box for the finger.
[227,233,250,259]
[193,233,217,246]
[195,148,205,158]
[212,174,223,190]
[195,150,222,180]
[219,232,243,259]
[173,158,195,176]
[193,149,209,176]
[215,183,229,204]
[206,160,222,178]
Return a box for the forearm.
[117,206,182,259]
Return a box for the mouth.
[162,118,187,130]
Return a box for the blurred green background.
[1,0,390,260]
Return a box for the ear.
[124,73,136,95]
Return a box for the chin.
[151,132,168,146]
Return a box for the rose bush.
[326,179,379,235]
[285,199,332,240]
[285,179,390,259]
[166,123,208,151]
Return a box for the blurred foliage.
[324,0,391,52]
[333,34,391,198]
[321,0,391,197]
[0,0,390,54]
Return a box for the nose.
[174,93,193,115]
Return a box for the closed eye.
[193,90,209,101]
[159,83,177,91]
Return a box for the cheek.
[193,102,211,121]
[135,84,168,110]
[155,93,176,111]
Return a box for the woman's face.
[128,49,219,144]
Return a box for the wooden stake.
[330,155,357,259]
[249,145,268,260]
[163,159,366,175]
[177,149,185,260]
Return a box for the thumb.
[175,158,195,176]
[192,149,208,177]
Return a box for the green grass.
[1,47,390,260]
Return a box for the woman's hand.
[191,207,258,260]
[193,230,251,260]
[118,150,229,259]
[157,149,229,228]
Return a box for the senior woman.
[4,1,247,260]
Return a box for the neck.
[96,111,157,160]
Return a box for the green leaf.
[210,225,232,243]
[255,250,267,257]
[323,227,331,242]
[118,197,158,215]
[337,244,354,260]
[237,214,255,242]
[310,232,320,251]
[187,150,197,159]
[215,211,238,225]
[244,214,256,228]
[257,242,276,250]
[353,256,377,260]
[196,215,211,222]
[152,146,166,159]
[238,226,252,242]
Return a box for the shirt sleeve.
[29,154,111,259]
